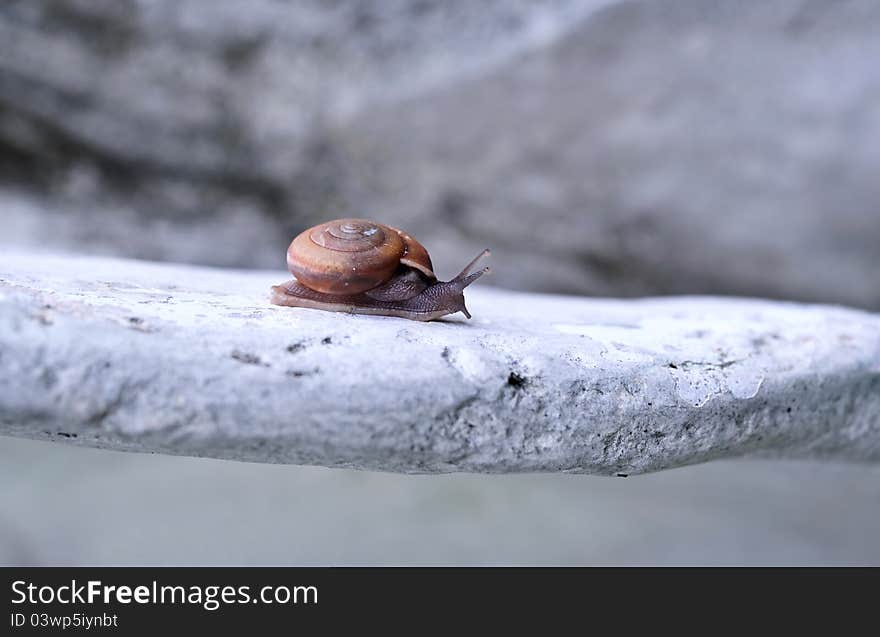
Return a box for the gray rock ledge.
[1,251,878,474]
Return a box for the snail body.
[270,218,490,321]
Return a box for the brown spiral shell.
[287,218,435,295]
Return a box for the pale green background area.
[1,437,878,565]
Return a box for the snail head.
[426,249,491,319]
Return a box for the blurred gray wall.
[1,0,879,306]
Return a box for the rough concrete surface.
[1,252,878,474]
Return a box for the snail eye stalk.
[453,249,492,282]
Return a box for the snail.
[270,219,490,321]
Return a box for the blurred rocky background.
[1,0,878,305]
[1,0,879,564]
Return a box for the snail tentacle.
[453,249,492,281]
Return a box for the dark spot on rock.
[507,372,528,389]
[652,431,666,439]
[786,407,792,413]
[231,350,267,366]
[34,310,53,326]
[321,337,333,345]
[441,347,451,360]
[57,432,78,438]
[286,342,306,354]
[668,363,678,369]
[616,473,629,478]
[286,368,317,378]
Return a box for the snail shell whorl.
[287,218,435,295]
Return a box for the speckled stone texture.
[1,252,878,474]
